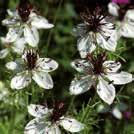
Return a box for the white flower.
[24,103,84,134]
[97,104,123,120]
[0,37,26,59]
[69,53,133,105]
[108,2,120,17]
[2,1,54,47]
[108,2,134,38]
[0,81,9,101]
[112,107,122,119]
[6,49,58,90]
[72,7,118,58]
[0,81,26,106]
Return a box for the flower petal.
[4,28,22,43]
[120,23,134,38]
[24,25,39,47]
[12,38,26,54]
[77,34,96,58]
[25,119,61,134]
[103,60,121,73]
[36,58,58,72]
[124,9,134,26]
[30,13,54,29]
[108,2,119,17]
[32,71,53,89]
[119,10,134,38]
[2,18,20,26]
[60,117,84,133]
[24,119,38,134]
[28,104,50,118]
[11,71,31,89]
[97,30,117,52]
[106,71,133,85]
[77,36,88,51]
[6,61,18,70]
[69,75,92,95]
[0,49,9,59]
[71,59,93,73]
[112,107,122,119]
[7,9,19,17]
[72,23,88,37]
[97,77,115,105]
[6,59,24,72]
[24,118,49,134]
[2,9,20,26]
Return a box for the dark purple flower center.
[87,53,107,75]
[17,0,33,22]
[80,7,115,41]
[80,7,107,32]
[50,102,65,123]
[24,49,38,70]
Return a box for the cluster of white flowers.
[0,0,54,59]
[0,0,134,133]
[0,0,84,133]
[1,0,57,90]
[69,3,133,105]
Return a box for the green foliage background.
[0,0,134,134]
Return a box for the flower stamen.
[50,102,65,123]
[87,53,107,75]
[80,7,115,41]
[23,49,38,70]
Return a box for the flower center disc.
[50,102,65,123]
[24,49,38,70]
[18,0,33,22]
[87,53,106,75]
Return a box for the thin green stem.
[80,99,91,122]
[8,98,16,134]
[45,0,63,56]
[68,96,76,111]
